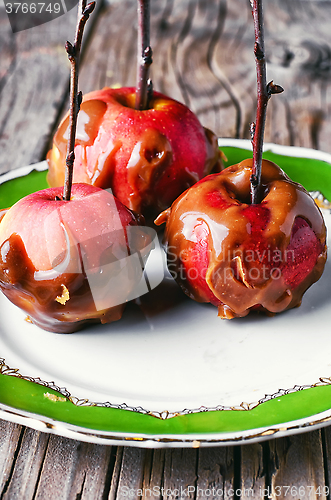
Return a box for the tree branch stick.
[135,0,153,110]
[63,0,95,201]
[250,0,283,204]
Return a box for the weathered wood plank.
[0,7,74,173]
[1,427,49,500]
[108,447,199,500]
[31,434,113,499]
[0,420,23,496]
[196,446,235,499]
[109,446,147,500]
[269,431,327,500]
[77,0,138,93]
[319,427,331,497]
[0,0,103,175]
[161,449,198,499]
[239,444,266,500]
[141,449,165,500]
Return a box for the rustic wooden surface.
[1,0,331,497]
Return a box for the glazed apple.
[0,183,152,333]
[46,87,221,224]
[156,159,327,319]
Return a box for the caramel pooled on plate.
[156,159,327,318]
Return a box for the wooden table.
[1,0,331,497]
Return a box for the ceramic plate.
[0,140,331,448]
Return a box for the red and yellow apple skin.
[0,184,150,333]
[46,87,221,224]
[156,159,327,319]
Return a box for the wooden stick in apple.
[135,0,153,110]
[63,0,96,201]
[46,0,221,222]
[0,0,154,333]
[250,0,283,204]
[155,0,327,320]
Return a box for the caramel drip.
[47,100,107,187]
[0,231,139,333]
[0,233,99,333]
[0,209,8,224]
[126,129,173,212]
[47,89,222,224]
[59,99,107,150]
[158,159,327,318]
[203,127,222,174]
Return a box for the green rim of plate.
[1,370,331,438]
[0,169,48,209]
[0,143,331,443]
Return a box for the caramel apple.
[46,87,220,224]
[46,0,220,224]
[155,159,327,318]
[0,1,154,334]
[155,0,327,319]
[0,183,151,332]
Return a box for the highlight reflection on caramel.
[157,159,327,319]
[0,232,116,334]
[0,185,154,333]
[47,88,221,224]
[47,100,108,188]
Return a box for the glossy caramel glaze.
[0,232,125,333]
[156,159,327,318]
[0,185,151,333]
[47,87,221,224]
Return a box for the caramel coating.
[0,185,151,333]
[47,88,221,224]
[156,159,327,318]
[0,231,125,333]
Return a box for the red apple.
[0,183,152,333]
[46,87,221,224]
[156,158,327,318]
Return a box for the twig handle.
[135,0,153,110]
[250,0,283,204]
[63,0,96,201]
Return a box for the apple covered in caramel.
[0,184,151,333]
[46,87,221,224]
[156,159,327,319]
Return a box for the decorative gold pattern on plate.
[2,356,331,419]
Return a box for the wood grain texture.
[0,0,102,174]
[110,447,148,500]
[268,432,327,500]
[0,7,74,173]
[1,427,49,500]
[239,444,266,500]
[196,446,235,499]
[0,420,23,496]
[32,435,113,499]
